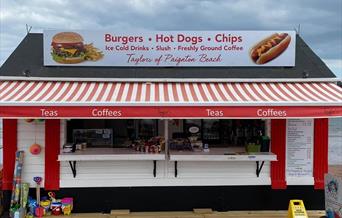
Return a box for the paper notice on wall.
[286,119,314,177]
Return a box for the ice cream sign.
[43,30,296,67]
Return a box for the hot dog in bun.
[250,33,291,65]
[51,32,85,64]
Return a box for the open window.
[67,119,159,148]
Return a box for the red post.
[44,119,60,190]
[313,118,328,189]
[271,119,287,189]
[2,119,18,190]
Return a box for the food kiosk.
[0,30,341,213]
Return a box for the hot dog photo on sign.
[250,33,291,65]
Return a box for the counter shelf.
[58,148,165,178]
[169,147,277,177]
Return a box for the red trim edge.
[44,119,60,190]
[0,106,341,118]
[313,118,328,189]
[2,119,17,190]
[271,119,287,189]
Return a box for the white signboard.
[43,30,296,67]
[286,119,314,178]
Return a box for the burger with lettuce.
[51,32,86,64]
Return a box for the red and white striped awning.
[0,81,341,118]
[1,81,341,105]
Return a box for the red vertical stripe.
[154,83,160,102]
[271,119,287,189]
[313,118,328,189]
[145,83,151,102]
[163,83,170,102]
[125,83,134,102]
[172,83,179,101]
[2,119,17,190]
[135,83,143,101]
[44,119,60,190]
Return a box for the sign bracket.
[256,161,265,177]
[68,161,77,178]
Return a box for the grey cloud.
[1,0,341,66]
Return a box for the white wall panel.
[60,158,271,187]
[17,119,67,188]
[287,177,314,185]
[17,120,45,188]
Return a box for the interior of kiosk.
[59,119,276,178]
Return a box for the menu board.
[286,119,313,177]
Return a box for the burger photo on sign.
[51,32,104,64]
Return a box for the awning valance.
[0,81,341,118]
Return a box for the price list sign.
[286,119,314,177]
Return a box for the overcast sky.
[0,0,341,77]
